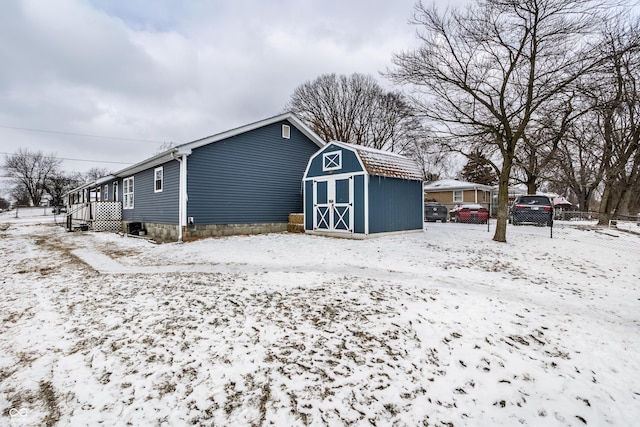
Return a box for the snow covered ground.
[1,212,639,426]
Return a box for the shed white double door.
[313,176,354,232]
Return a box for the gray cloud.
[0,0,422,176]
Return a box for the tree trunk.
[493,159,513,243]
[598,184,616,225]
[575,188,592,212]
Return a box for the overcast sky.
[0,0,437,177]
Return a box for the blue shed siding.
[121,159,180,223]
[187,121,319,224]
[354,175,365,234]
[305,143,363,178]
[368,177,423,234]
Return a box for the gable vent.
[282,124,291,139]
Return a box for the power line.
[0,124,167,143]
[0,152,134,165]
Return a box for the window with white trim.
[123,177,134,209]
[322,150,342,171]
[113,182,119,202]
[103,185,109,201]
[282,124,290,139]
[453,190,463,203]
[154,167,163,193]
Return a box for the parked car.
[510,195,554,226]
[424,202,448,222]
[449,204,489,223]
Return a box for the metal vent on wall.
[282,124,290,139]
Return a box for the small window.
[453,190,463,203]
[154,167,163,193]
[103,185,109,201]
[123,177,134,209]
[282,124,291,139]
[113,182,119,202]
[322,150,342,171]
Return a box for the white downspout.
[173,150,190,242]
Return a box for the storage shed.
[303,141,424,238]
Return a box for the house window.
[103,185,109,201]
[154,167,163,193]
[453,190,463,203]
[282,124,291,139]
[113,182,119,202]
[322,150,342,171]
[123,177,134,209]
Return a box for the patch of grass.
[39,381,61,427]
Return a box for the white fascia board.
[113,149,179,178]
[181,112,325,152]
[95,175,116,185]
[106,113,322,182]
[65,174,116,195]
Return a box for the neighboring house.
[303,141,424,238]
[424,179,493,211]
[67,113,325,242]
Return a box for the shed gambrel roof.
[333,141,423,181]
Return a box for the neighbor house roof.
[333,141,423,181]
[424,179,493,191]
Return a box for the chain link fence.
[427,214,640,253]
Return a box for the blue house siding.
[121,159,180,223]
[305,143,364,178]
[367,177,423,234]
[187,121,319,225]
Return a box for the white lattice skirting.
[93,202,122,232]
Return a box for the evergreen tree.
[460,151,497,185]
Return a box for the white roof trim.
[181,112,325,152]
[111,112,324,179]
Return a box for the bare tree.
[286,73,418,153]
[82,167,112,183]
[388,0,609,242]
[592,17,640,223]
[3,148,61,206]
[44,172,81,207]
[10,185,30,206]
[0,196,10,210]
[550,112,606,211]
[513,95,580,194]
